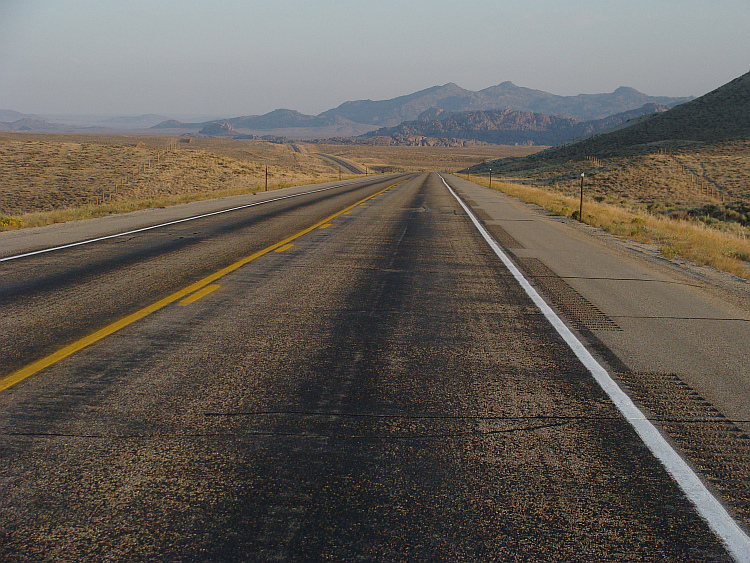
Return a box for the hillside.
[363,104,670,146]
[529,70,750,160]
[320,82,689,126]
[462,71,750,231]
[0,135,347,218]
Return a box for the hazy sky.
[1,0,749,118]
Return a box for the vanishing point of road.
[1,173,748,561]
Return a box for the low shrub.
[0,215,24,230]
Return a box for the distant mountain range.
[2,81,693,142]
[0,117,64,132]
[318,82,689,126]
[154,109,363,132]
[0,112,172,132]
[147,82,690,138]
[362,103,672,146]
[0,110,34,122]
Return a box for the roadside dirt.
[0,134,341,216]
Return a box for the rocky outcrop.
[363,104,670,146]
[199,121,235,136]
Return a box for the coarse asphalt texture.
[0,172,738,560]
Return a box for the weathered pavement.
[447,173,750,535]
[0,173,739,560]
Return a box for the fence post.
[578,173,585,221]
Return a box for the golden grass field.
[497,140,750,212]
[468,176,750,280]
[474,139,750,279]
[0,133,354,228]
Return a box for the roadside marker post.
[579,172,585,221]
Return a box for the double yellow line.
[0,181,401,393]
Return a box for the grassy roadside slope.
[0,134,351,230]
[466,176,750,280]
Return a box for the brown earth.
[0,133,344,217]
[0,133,538,228]
[487,140,750,215]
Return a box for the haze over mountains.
[149,82,689,136]
[317,82,688,126]
[2,80,692,144]
[0,111,171,133]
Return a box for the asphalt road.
[0,175,404,377]
[314,153,367,174]
[0,173,740,560]
[449,173,750,540]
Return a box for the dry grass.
[467,176,750,279]
[490,140,750,212]
[0,133,351,230]
[0,134,545,231]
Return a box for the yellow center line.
[275,243,294,252]
[319,224,333,229]
[178,284,221,306]
[0,179,405,393]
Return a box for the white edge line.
[1,176,387,263]
[439,174,750,562]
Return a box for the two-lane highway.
[0,174,409,380]
[0,173,741,560]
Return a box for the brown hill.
[366,109,584,145]
[1,118,65,132]
[462,72,750,223]
[533,71,750,159]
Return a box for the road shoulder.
[445,173,750,533]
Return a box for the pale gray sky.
[1,0,748,118]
